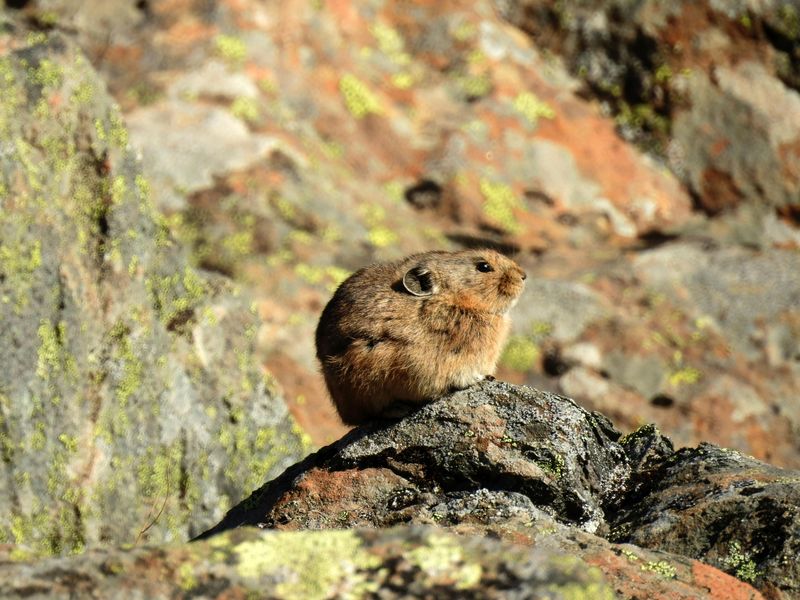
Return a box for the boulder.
[0,29,306,555]
[200,381,794,597]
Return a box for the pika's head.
[401,249,526,315]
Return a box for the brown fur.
[315,249,526,425]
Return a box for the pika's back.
[315,249,526,424]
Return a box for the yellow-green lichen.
[722,541,761,583]
[111,175,127,205]
[668,366,701,387]
[406,534,483,589]
[235,530,381,599]
[29,58,62,89]
[500,336,540,372]
[223,230,254,257]
[391,72,414,89]
[480,179,522,233]
[215,34,248,65]
[145,267,207,326]
[70,81,94,105]
[455,73,492,99]
[777,4,800,39]
[371,22,411,65]
[58,433,78,453]
[178,561,198,591]
[641,560,676,579]
[543,556,615,600]
[110,324,143,408]
[231,96,260,123]
[108,112,129,148]
[514,91,556,125]
[36,319,77,382]
[367,226,398,248]
[0,237,42,312]
[339,73,383,119]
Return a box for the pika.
[315,249,526,425]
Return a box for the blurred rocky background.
[0,0,798,597]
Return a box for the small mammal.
[315,249,526,425]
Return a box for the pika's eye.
[476,261,494,273]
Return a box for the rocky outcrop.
[0,527,622,600]
[199,382,797,598]
[496,0,800,214]
[0,383,775,600]
[0,29,306,555]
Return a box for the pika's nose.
[521,271,527,281]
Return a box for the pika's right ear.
[402,266,435,297]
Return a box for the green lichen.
[391,72,414,89]
[215,34,248,65]
[620,548,639,562]
[235,530,381,599]
[455,72,492,99]
[0,238,42,312]
[514,91,556,125]
[668,366,701,387]
[57,433,78,453]
[367,226,398,248]
[70,81,94,105]
[641,560,676,579]
[371,22,411,65]
[108,112,129,148]
[223,230,254,257]
[136,441,185,537]
[145,267,207,326]
[36,319,77,382]
[406,534,483,590]
[109,323,143,408]
[29,58,62,89]
[500,336,539,372]
[231,96,260,122]
[544,556,615,600]
[339,73,383,119]
[535,451,565,479]
[111,175,127,205]
[178,560,198,591]
[723,541,761,583]
[480,179,522,233]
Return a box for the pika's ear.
[402,266,435,297]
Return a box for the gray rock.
[127,101,278,211]
[198,380,799,595]
[614,433,800,596]
[198,382,630,538]
[0,526,619,600]
[0,31,305,555]
[513,279,608,344]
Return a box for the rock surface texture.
[199,382,794,598]
[0,31,306,555]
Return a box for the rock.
[198,382,629,538]
[0,30,306,555]
[497,0,800,214]
[127,101,280,211]
[512,279,608,344]
[614,432,800,598]
[0,526,623,599]
[198,381,789,596]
